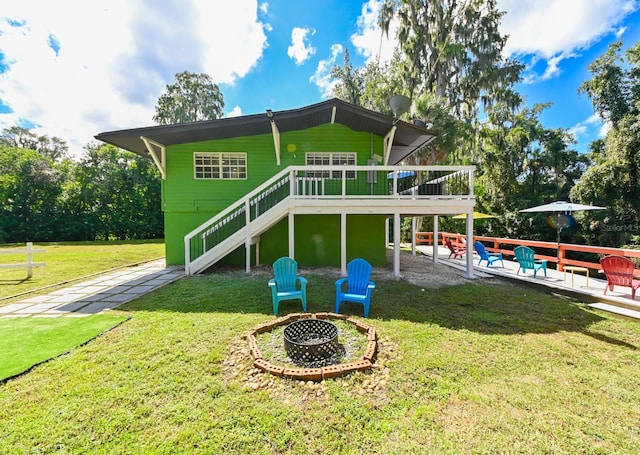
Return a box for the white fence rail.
[0,242,46,278]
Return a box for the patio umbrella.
[520,201,606,214]
[451,212,496,220]
[520,201,606,261]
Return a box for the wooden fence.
[415,231,640,275]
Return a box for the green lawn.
[0,240,165,301]
[1,267,639,454]
[0,315,129,381]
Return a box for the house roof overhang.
[94,98,436,165]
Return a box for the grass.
[0,240,165,301]
[0,315,129,381]
[1,263,639,454]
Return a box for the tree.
[0,125,163,243]
[379,0,523,120]
[330,48,364,106]
[153,71,225,124]
[0,146,63,242]
[572,40,640,246]
[0,126,68,161]
[65,144,163,241]
[412,92,471,164]
[472,99,588,241]
[331,51,405,116]
[331,1,524,166]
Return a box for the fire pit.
[284,318,339,366]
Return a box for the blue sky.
[0,0,639,158]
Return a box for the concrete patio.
[417,245,640,320]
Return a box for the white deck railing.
[184,165,475,274]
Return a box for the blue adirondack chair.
[268,257,307,315]
[335,258,376,318]
[474,241,504,267]
[514,246,547,278]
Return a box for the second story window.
[305,152,356,179]
[194,152,247,180]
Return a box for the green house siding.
[163,123,388,266]
[248,214,387,268]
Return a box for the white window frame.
[305,152,357,179]
[194,152,247,180]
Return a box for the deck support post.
[245,238,251,274]
[465,213,475,278]
[341,213,347,276]
[385,218,389,248]
[288,212,295,259]
[411,217,417,256]
[433,215,439,264]
[393,213,401,277]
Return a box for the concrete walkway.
[417,245,640,320]
[2,249,639,321]
[0,259,184,318]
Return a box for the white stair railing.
[184,168,294,274]
[184,165,475,274]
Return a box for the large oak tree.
[153,71,225,124]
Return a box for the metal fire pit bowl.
[284,319,339,366]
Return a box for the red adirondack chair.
[600,255,640,300]
[445,238,465,259]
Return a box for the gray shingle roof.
[94,98,435,165]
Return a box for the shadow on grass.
[0,278,29,285]
[117,266,632,346]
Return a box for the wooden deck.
[416,245,640,321]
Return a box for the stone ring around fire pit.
[246,312,377,382]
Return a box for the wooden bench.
[0,242,46,279]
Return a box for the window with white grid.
[305,152,356,179]
[194,153,247,180]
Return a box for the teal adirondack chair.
[268,257,307,315]
[514,246,547,278]
[474,241,504,267]
[335,258,376,318]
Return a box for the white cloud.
[287,27,316,65]
[226,106,243,117]
[615,25,628,39]
[258,2,272,31]
[309,44,344,98]
[568,114,607,149]
[0,0,268,158]
[351,0,397,64]
[567,123,587,139]
[597,118,612,137]
[498,0,638,81]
